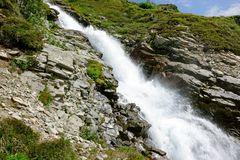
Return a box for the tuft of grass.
[0,118,77,160]
[79,126,99,141]
[87,60,102,80]
[47,34,69,50]
[87,60,114,90]
[30,137,76,160]
[64,0,240,55]
[106,146,145,160]
[38,85,53,106]
[11,56,38,71]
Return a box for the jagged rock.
[37,53,48,64]
[44,45,75,71]
[47,8,59,21]
[154,35,170,46]
[217,76,240,95]
[73,79,90,89]
[103,89,118,101]
[12,97,28,107]
[7,50,20,56]
[67,115,84,132]
[167,61,214,81]
[46,66,69,79]
[202,87,240,106]
[0,51,9,60]
[147,146,167,156]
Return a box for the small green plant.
[87,60,115,90]
[47,34,68,50]
[106,146,145,160]
[11,57,38,71]
[79,126,99,142]
[38,85,53,106]
[6,153,29,160]
[87,60,103,81]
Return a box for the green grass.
[0,17,43,51]
[106,146,145,160]
[38,85,54,106]
[30,137,76,160]
[11,56,38,71]
[0,118,77,160]
[64,0,240,55]
[87,60,115,90]
[0,0,50,51]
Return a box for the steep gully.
[47,2,240,160]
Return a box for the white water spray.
[48,3,240,160]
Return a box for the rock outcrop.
[0,27,167,159]
[130,33,240,137]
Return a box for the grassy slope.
[0,0,49,51]
[0,118,76,160]
[64,0,240,55]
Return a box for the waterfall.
[47,3,240,160]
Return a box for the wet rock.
[103,89,118,101]
[47,8,59,21]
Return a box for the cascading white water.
[48,3,240,160]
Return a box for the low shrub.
[106,146,145,160]
[30,137,76,160]
[0,118,39,159]
[38,85,53,106]
[0,118,77,160]
[79,126,99,142]
[11,56,38,71]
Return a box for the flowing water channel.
[47,3,240,160]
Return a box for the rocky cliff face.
[0,26,167,159]
[129,33,240,137]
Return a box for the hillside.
[62,0,240,55]
[58,0,240,136]
[0,0,156,159]
[1,0,240,159]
